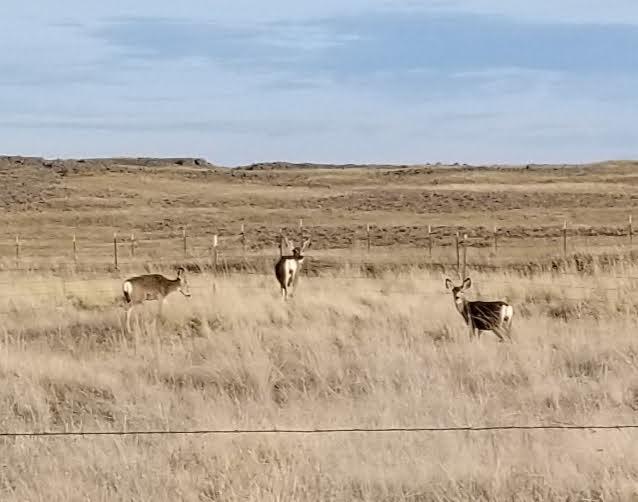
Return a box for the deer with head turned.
[275,236,310,300]
[445,277,513,342]
[122,267,191,332]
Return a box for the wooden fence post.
[15,235,20,269]
[241,223,246,260]
[130,233,136,258]
[461,233,468,279]
[629,215,633,248]
[213,234,218,270]
[366,224,371,253]
[493,226,498,256]
[182,228,187,258]
[562,220,567,258]
[113,232,119,270]
[72,233,78,265]
[279,228,284,257]
[455,231,460,278]
[428,225,432,261]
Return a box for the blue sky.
[2,1,638,165]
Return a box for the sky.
[1,0,637,166]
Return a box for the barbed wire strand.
[2,423,638,439]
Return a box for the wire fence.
[3,423,638,439]
[2,219,638,275]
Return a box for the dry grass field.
[2,157,638,500]
[2,157,638,268]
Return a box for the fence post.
[182,228,187,258]
[15,235,20,269]
[130,233,136,258]
[72,233,78,265]
[366,224,371,253]
[493,225,498,256]
[455,231,460,278]
[562,220,567,258]
[279,228,284,257]
[461,233,468,279]
[629,215,633,249]
[213,234,218,271]
[241,223,246,260]
[428,225,432,261]
[113,232,119,270]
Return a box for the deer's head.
[445,277,471,306]
[176,267,192,297]
[282,236,311,261]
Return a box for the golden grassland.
[2,263,638,500]
[3,158,638,500]
[2,158,638,263]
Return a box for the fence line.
[1,423,638,439]
[2,218,637,270]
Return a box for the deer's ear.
[444,278,453,290]
[462,277,472,290]
[281,235,294,252]
[301,238,311,252]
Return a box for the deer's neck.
[455,298,470,323]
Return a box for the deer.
[444,277,513,342]
[122,267,191,332]
[275,236,310,300]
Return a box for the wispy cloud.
[92,11,638,76]
[1,1,637,164]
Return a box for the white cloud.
[395,0,638,25]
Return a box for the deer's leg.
[288,274,295,298]
[158,296,165,319]
[493,328,505,343]
[468,316,476,340]
[503,326,513,342]
[125,305,133,333]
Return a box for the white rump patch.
[123,281,133,294]
[284,260,299,285]
[500,305,514,324]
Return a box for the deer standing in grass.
[445,277,513,342]
[122,267,191,332]
[275,236,310,300]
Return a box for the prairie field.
[2,157,638,270]
[2,158,638,500]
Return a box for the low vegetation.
[1,264,638,500]
[3,158,638,499]
[2,157,638,266]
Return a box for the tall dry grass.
[1,266,638,500]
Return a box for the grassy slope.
[2,158,638,262]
